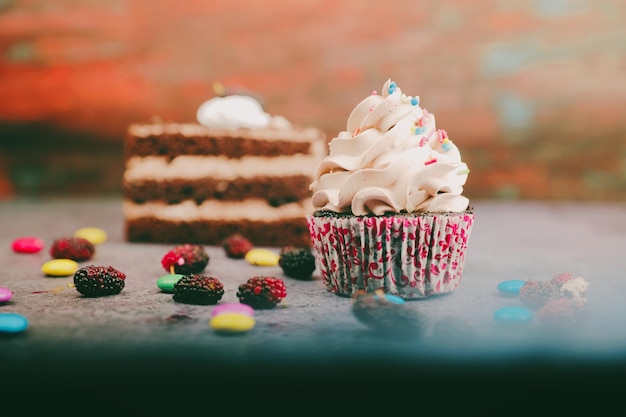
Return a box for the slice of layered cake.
[122,93,327,247]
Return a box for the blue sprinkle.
[442,142,452,151]
[410,96,419,106]
[413,126,426,135]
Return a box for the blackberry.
[73,265,126,297]
[173,274,224,305]
[518,280,560,309]
[161,244,209,274]
[223,234,254,259]
[50,237,95,262]
[278,246,316,279]
[236,276,286,309]
[352,290,428,338]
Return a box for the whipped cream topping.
[310,79,470,215]
[196,95,292,130]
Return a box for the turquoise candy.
[493,306,533,325]
[0,312,29,333]
[157,274,184,293]
[374,293,405,305]
[497,280,526,297]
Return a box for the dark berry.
[161,244,209,274]
[278,246,316,279]
[73,265,126,297]
[518,280,560,309]
[173,274,224,305]
[223,234,254,259]
[236,276,286,309]
[352,290,428,338]
[50,237,95,262]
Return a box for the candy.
[375,293,405,305]
[74,227,107,245]
[211,303,255,317]
[0,287,13,303]
[156,273,184,293]
[41,259,79,277]
[12,236,45,253]
[0,312,28,333]
[209,312,255,334]
[245,248,279,266]
[493,306,533,325]
[497,279,526,297]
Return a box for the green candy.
[157,274,184,293]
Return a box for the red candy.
[12,237,45,253]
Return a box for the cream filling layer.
[129,123,324,143]
[124,151,325,182]
[123,199,314,221]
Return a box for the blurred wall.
[0,0,625,200]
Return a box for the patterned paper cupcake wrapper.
[307,212,475,299]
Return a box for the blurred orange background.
[1,0,625,201]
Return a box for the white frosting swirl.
[310,79,470,215]
[196,95,291,129]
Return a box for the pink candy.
[12,236,45,253]
[0,287,13,303]
[211,303,254,317]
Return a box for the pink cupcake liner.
[307,211,475,299]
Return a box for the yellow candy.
[74,227,107,245]
[245,248,279,266]
[209,312,255,333]
[41,259,79,277]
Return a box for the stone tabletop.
[1,197,626,401]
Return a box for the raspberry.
[161,244,209,274]
[223,234,254,259]
[278,246,316,279]
[73,265,126,297]
[551,272,575,288]
[236,276,286,309]
[172,274,224,305]
[518,280,560,309]
[537,298,590,330]
[50,237,95,262]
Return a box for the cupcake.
[307,79,475,299]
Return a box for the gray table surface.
[1,197,626,405]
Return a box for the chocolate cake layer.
[126,123,323,159]
[122,122,327,247]
[123,175,312,205]
[125,217,312,247]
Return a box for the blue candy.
[493,306,533,325]
[497,280,526,297]
[0,312,29,333]
[374,293,405,305]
